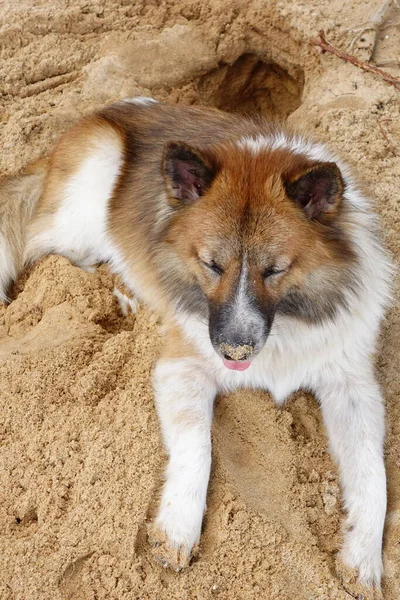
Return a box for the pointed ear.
[163,142,216,205]
[283,162,344,220]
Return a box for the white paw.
[149,496,204,571]
[341,525,383,587]
[113,287,138,315]
[156,496,203,551]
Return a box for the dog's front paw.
[341,525,383,588]
[147,499,203,571]
[335,559,376,600]
[147,523,199,571]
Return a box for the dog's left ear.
[163,142,216,205]
[283,162,344,220]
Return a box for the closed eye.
[202,260,224,276]
[263,266,287,279]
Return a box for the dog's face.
[162,140,357,370]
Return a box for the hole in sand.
[15,507,38,527]
[198,53,304,119]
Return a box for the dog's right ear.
[163,142,216,205]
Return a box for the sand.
[0,1,399,598]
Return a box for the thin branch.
[311,30,400,92]
[378,118,397,154]
[342,585,364,600]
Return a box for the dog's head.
[161,138,357,370]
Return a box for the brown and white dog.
[0,98,393,586]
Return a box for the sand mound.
[0,1,399,599]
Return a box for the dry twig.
[342,586,365,600]
[378,118,398,154]
[311,30,400,92]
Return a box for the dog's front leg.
[148,331,216,571]
[316,363,386,587]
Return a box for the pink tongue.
[223,359,251,371]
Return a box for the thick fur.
[0,160,47,301]
[0,98,393,586]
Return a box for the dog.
[0,97,392,586]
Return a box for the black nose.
[219,342,254,361]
